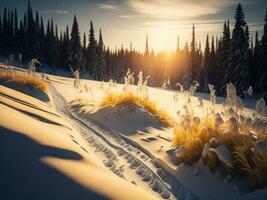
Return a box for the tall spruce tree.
[87,20,98,77]
[190,24,197,82]
[251,31,261,91]
[209,36,217,85]
[202,34,210,89]
[96,29,106,80]
[68,15,85,73]
[227,3,250,94]
[216,20,231,94]
[260,10,267,92]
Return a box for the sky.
[0,0,266,52]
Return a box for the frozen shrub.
[208,84,216,112]
[256,98,267,117]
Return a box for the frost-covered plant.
[27,58,41,75]
[136,71,143,96]
[198,97,205,116]
[256,98,267,117]
[162,77,171,90]
[174,83,184,102]
[142,75,150,99]
[162,80,168,90]
[73,70,83,96]
[176,83,184,93]
[225,83,244,114]
[243,86,253,98]
[136,71,150,99]
[208,84,216,112]
[189,80,199,96]
[123,68,134,93]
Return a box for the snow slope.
[48,74,267,200]
[1,64,267,200]
[0,82,158,200]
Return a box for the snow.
[210,145,233,168]
[0,80,158,200]
[1,64,267,200]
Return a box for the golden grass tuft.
[0,71,48,92]
[173,113,267,189]
[172,117,222,164]
[100,92,174,127]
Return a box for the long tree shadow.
[0,101,73,130]
[0,80,50,102]
[0,92,61,117]
[0,127,108,200]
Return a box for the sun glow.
[148,23,178,51]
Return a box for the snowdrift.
[0,85,158,200]
[69,97,169,136]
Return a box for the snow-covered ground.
[1,64,267,200]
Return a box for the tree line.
[0,1,266,96]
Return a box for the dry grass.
[100,92,174,127]
[173,117,222,164]
[234,146,267,189]
[0,71,48,92]
[172,114,267,189]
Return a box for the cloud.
[98,2,118,11]
[124,0,239,20]
[40,9,68,15]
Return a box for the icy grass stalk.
[123,68,135,93]
[225,83,244,115]
[256,98,267,117]
[208,84,216,112]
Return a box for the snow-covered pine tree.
[68,15,86,74]
[227,3,250,95]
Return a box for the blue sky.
[0,0,266,52]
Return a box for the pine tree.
[250,31,261,91]
[216,20,231,94]
[68,15,86,73]
[39,17,45,62]
[209,36,217,85]
[96,29,106,80]
[24,0,40,61]
[145,35,149,57]
[14,8,19,59]
[0,16,2,55]
[227,3,250,94]
[201,34,210,89]
[82,32,86,54]
[260,10,267,92]
[190,24,200,83]
[60,26,70,70]
[2,8,9,57]
[87,20,97,76]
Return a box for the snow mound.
[69,99,166,135]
